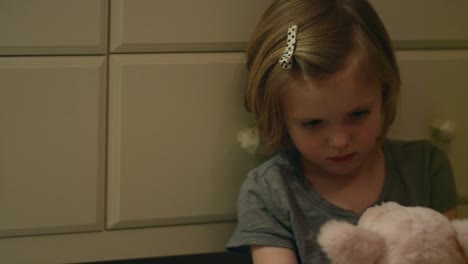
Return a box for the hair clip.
[279,25,298,70]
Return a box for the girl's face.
[282,62,383,178]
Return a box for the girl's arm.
[251,245,298,264]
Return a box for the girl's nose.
[328,129,350,151]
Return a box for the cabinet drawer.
[107,53,263,229]
[0,56,106,237]
[0,0,108,55]
[110,0,273,53]
[389,50,468,201]
[370,0,468,48]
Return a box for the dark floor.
[88,252,252,264]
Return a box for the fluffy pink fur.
[317,220,385,264]
[317,202,468,264]
[452,219,468,259]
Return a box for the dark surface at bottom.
[87,252,252,264]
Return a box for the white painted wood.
[0,0,108,55]
[0,222,236,263]
[388,50,468,207]
[0,56,106,237]
[107,53,264,229]
[370,0,468,48]
[110,0,273,52]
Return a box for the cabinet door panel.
[110,0,273,53]
[107,53,263,229]
[0,0,108,55]
[370,0,468,48]
[0,57,106,237]
[388,50,468,208]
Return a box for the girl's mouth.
[328,153,356,162]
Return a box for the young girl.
[226,0,459,263]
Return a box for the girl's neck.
[301,146,384,185]
[302,146,386,215]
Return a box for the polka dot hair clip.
[279,25,298,70]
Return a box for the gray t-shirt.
[226,139,458,263]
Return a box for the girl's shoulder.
[384,138,441,159]
[242,153,294,191]
[384,138,433,151]
[238,151,299,207]
[383,138,449,170]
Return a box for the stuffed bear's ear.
[317,220,385,264]
[452,219,468,259]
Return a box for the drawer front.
[0,0,108,55]
[370,0,468,48]
[110,0,273,53]
[0,56,106,237]
[107,53,263,229]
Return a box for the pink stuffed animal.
[317,202,468,264]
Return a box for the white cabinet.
[0,0,269,262]
[107,53,263,229]
[0,56,106,237]
[0,0,108,55]
[0,222,237,263]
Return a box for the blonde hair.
[245,0,400,154]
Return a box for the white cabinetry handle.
[237,127,260,155]
[430,119,456,143]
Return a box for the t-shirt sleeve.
[226,171,295,253]
[428,143,459,213]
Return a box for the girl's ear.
[317,220,385,264]
[452,219,468,258]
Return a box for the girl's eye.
[348,109,370,119]
[302,119,323,127]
